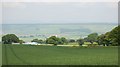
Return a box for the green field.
[2,44,118,65]
[0,44,2,67]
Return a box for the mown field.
[0,44,2,66]
[2,44,118,65]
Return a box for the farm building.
[12,43,20,45]
[23,42,38,45]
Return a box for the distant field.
[2,44,118,65]
[2,24,117,41]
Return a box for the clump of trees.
[2,25,119,46]
[68,39,76,43]
[2,34,19,44]
[31,39,44,44]
[98,25,120,46]
[77,38,84,46]
[97,33,110,46]
[61,37,68,44]
[77,33,99,46]
[2,34,25,44]
[77,25,119,46]
[84,33,98,44]
[46,36,67,45]
[108,25,119,46]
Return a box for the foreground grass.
[0,44,2,66]
[2,44,118,65]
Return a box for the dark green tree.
[107,25,120,46]
[60,37,68,45]
[97,26,120,46]
[85,33,98,44]
[31,39,43,44]
[77,38,84,46]
[97,33,110,46]
[2,34,19,44]
[31,39,38,42]
[46,36,62,45]
[69,39,75,43]
[19,40,25,44]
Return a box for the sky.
[1,0,119,24]
[1,0,119,2]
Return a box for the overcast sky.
[1,0,118,24]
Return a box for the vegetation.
[46,36,67,45]
[2,44,118,65]
[2,25,119,46]
[60,37,68,44]
[77,38,84,46]
[107,25,120,46]
[1,26,119,65]
[68,39,76,43]
[97,33,109,46]
[98,25,120,46]
[2,34,19,44]
[31,39,44,44]
[19,40,25,44]
[84,33,98,44]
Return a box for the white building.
[23,42,38,45]
[12,43,20,45]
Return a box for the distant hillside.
[2,23,117,41]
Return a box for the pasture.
[0,44,2,66]
[2,44,118,65]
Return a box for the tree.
[97,34,105,46]
[46,36,62,45]
[107,25,120,46]
[77,38,84,46]
[2,34,19,44]
[31,39,38,42]
[97,26,120,46]
[85,33,98,44]
[57,38,63,45]
[60,37,68,44]
[97,34,110,46]
[31,39,43,44]
[69,39,75,43]
[19,40,25,44]
[38,39,44,44]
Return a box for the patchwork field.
[2,44,118,65]
[2,24,117,42]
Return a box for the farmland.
[0,44,2,66]
[2,44,118,65]
[2,24,117,42]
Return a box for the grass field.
[0,44,2,66]
[2,44,118,65]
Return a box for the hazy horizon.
[1,2,118,41]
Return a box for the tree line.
[2,25,119,46]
